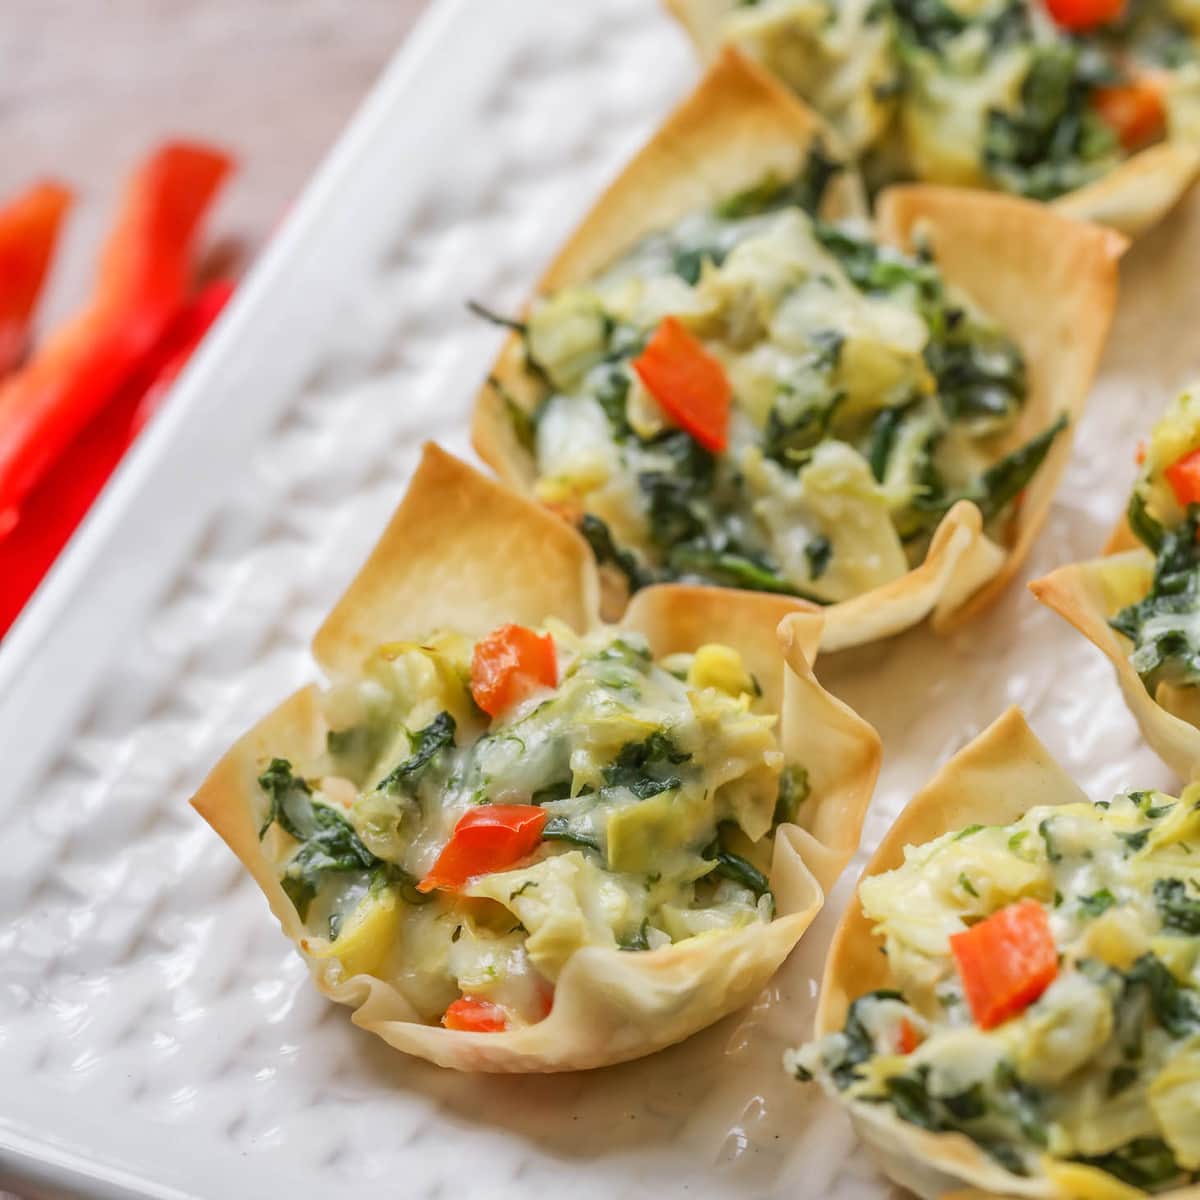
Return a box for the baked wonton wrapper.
[812,707,1200,1200]
[192,443,882,1073]
[1030,536,1200,782]
[665,0,1200,240]
[471,47,1125,652]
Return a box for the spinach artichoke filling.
[255,626,803,1030]
[1113,387,1200,696]
[721,0,1200,200]
[490,147,1062,606]
[789,790,1200,1190]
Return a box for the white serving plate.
[3,1,1200,1197]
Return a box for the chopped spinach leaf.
[804,535,833,581]
[774,764,811,827]
[618,919,651,951]
[540,816,601,851]
[1119,828,1151,854]
[603,732,690,799]
[709,847,771,898]
[257,757,316,840]
[715,138,844,220]
[1123,952,1200,1038]
[375,711,456,795]
[668,546,819,598]
[970,414,1068,524]
[1154,877,1200,934]
[1079,888,1117,918]
[1111,506,1200,692]
[982,43,1119,201]
[1107,1065,1139,1097]
[1073,1138,1183,1190]
[1038,817,1063,863]
[487,375,536,454]
[828,989,904,1089]
[579,512,653,593]
[279,804,381,921]
[1128,490,1166,552]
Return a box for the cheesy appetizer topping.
[789,789,1200,1191]
[716,0,1200,200]
[493,147,1063,606]
[255,622,802,1033]
[1113,386,1200,698]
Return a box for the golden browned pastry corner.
[1033,385,1200,781]
[191,443,881,1073]
[790,706,1200,1199]
[666,0,1200,238]
[471,47,1125,654]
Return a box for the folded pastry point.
[666,0,1200,238]
[793,707,1200,1198]
[473,48,1122,651]
[192,444,881,1072]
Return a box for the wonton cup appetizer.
[192,444,881,1072]
[1033,386,1200,781]
[668,0,1200,238]
[791,707,1200,1198]
[471,48,1124,653]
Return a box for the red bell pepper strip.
[1165,447,1200,508]
[1045,0,1124,31]
[950,899,1058,1030]
[1092,77,1167,151]
[470,624,558,717]
[0,181,73,376]
[632,316,731,453]
[0,142,232,529]
[0,279,234,639]
[442,997,508,1032]
[417,804,549,894]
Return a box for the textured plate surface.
[3,1,1200,1197]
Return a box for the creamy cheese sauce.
[789,790,1200,1190]
[256,626,800,1028]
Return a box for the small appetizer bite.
[668,0,1200,237]
[192,444,881,1072]
[472,48,1123,651]
[1033,385,1200,780]
[790,707,1200,1198]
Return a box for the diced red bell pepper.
[417,804,549,893]
[1136,440,1147,466]
[632,316,731,453]
[470,624,557,717]
[897,1017,922,1055]
[0,181,73,376]
[1165,447,1200,508]
[442,997,508,1032]
[1092,77,1167,151]
[0,142,232,530]
[0,279,234,639]
[950,899,1058,1030]
[1046,0,1124,31]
